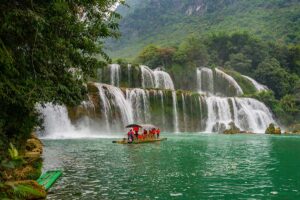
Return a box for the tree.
[0,1,121,151]
[254,58,299,98]
[174,36,209,67]
[137,44,176,67]
[225,53,252,74]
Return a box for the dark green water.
[43,134,300,199]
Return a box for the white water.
[215,68,244,96]
[197,67,214,95]
[205,97,233,133]
[153,68,175,90]
[126,88,150,123]
[140,65,175,90]
[94,83,111,131]
[172,91,179,132]
[97,84,133,126]
[141,65,156,88]
[204,97,275,133]
[182,94,188,132]
[36,103,116,139]
[109,64,120,87]
[127,64,132,86]
[242,75,268,92]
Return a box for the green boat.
[37,170,62,190]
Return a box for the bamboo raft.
[112,138,167,144]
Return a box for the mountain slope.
[106,0,300,59]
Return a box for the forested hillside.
[107,0,300,59]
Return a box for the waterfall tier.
[38,64,278,137]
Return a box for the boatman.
[157,128,160,138]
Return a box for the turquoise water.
[43,134,300,199]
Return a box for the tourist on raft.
[143,129,148,139]
[157,128,160,138]
[127,129,134,143]
[133,126,139,140]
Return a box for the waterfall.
[232,98,274,133]
[197,67,214,94]
[126,88,150,123]
[172,91,179,132]
[127,64,132,86]
[109,64,120,87]
[204,96,275,133]
[242,75,268,92]
[182,94,188,132]
[95,83,133,126]
[94,83,111,131]
[36,103,76,138]
[159,90,166,130]
[215,68,244,96]
[141,65,155,88]
[140,65,175,90]
[153,68,175,90]
[205,96,233,133]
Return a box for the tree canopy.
[0,1,121,151]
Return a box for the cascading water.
[109,64,120,87]
[205,96,233,133]
[153,68,175,90]
[182,94,188,132]
[172,91,179,132]
[140,65,175,90]
[215,68,244,96]
[126,88,150,123]
[204,96,275,133]
[38,62,278,137]
[95,83,134,127]
[242,75,268,92]
[197,67,214,94]
[94,83,111,131]
[232,98,274,133]
[141,65,156,88]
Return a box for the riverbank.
[0,134,46,199]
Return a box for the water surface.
[43,134,300,199]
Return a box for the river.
[43,133,300,199]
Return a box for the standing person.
[133,126,139,140]
[127,129,132,143]
[143,129,148,139]
[157,128,160,139]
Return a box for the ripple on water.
[43,134,300,200]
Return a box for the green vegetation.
[133,32,300,126]
[0,1,121,198]
[107,0,300,59]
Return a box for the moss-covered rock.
[3,180,46,200]
[1,134,45,199]
[265,123,281,134]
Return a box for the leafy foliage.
[0,1,121,152]
[107,0,300,58]
[135,32,300,125]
